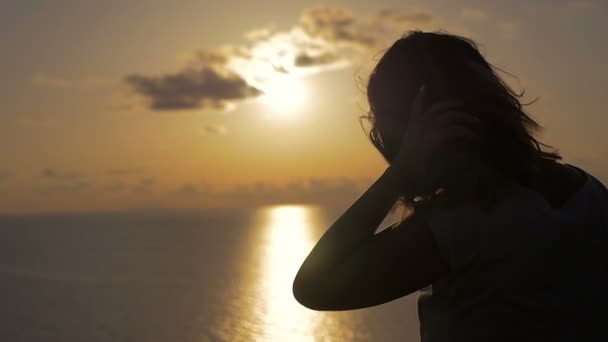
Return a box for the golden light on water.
[226,204,371,341]
[258,205,320,341]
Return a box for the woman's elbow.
[292,276,319,310]
[292,276,334,311]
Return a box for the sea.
[0,205,420,342]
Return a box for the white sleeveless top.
[418,165,608,341]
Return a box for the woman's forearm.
[294,164,410,283]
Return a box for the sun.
[259,76,307,115]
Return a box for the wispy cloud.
[105,168,144,176]
[373,8,436,27]
[124,5,439,113]
[170,183,212,197]
[133,177,157,194]
[298,6,377,47]
[201,124,227,136]
[166,177,373,208]
[100,181,128,193]
[460,8,489,21]
[40,168,83,181]
[125,50,262,111]
[38,168,91,194]
[294,50,341,67]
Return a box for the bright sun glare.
[260,205,318,341]
[260,77,307,115]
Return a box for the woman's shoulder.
[426,162,608,234]
[529,161,608,215]
[563,163,608,198]
[423,162,607,274]
[431,161,602,213]
[531,160,588,209]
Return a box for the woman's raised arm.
[292,165,448,311]
[292,86,480,311]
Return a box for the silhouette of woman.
[293,31,608,341]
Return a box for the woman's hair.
[362,30,561,211]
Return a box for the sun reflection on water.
[214,205,376,341]
[257,205,321,341]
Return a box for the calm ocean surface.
[0,205,420,342]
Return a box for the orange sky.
[1,0,606,214]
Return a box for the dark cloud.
[101,181,128,193]
[40,168,82,180]
[187,50,231,66]
[105,168,143,176]
[125,69,261,111]
[204,177,371,208]
[39,168,91,194]
[299,6,378,47]
[298,6,437,49]
[174,184,200,196]
[308,178,360,195]
[272,64,289,74]
[294,51,340,67]
[460,8,489,21]
[245,27,279,41]
[133,178,157,194]
[151,177,372,208]
[171,183,213,197]
[123,6,440,113]
[125,51,262,111]
[375,9,435,25]
[141,178,156,186]
[202,124,227,135]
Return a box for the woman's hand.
[390,85,480,196]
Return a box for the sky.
[0,0,606,214]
